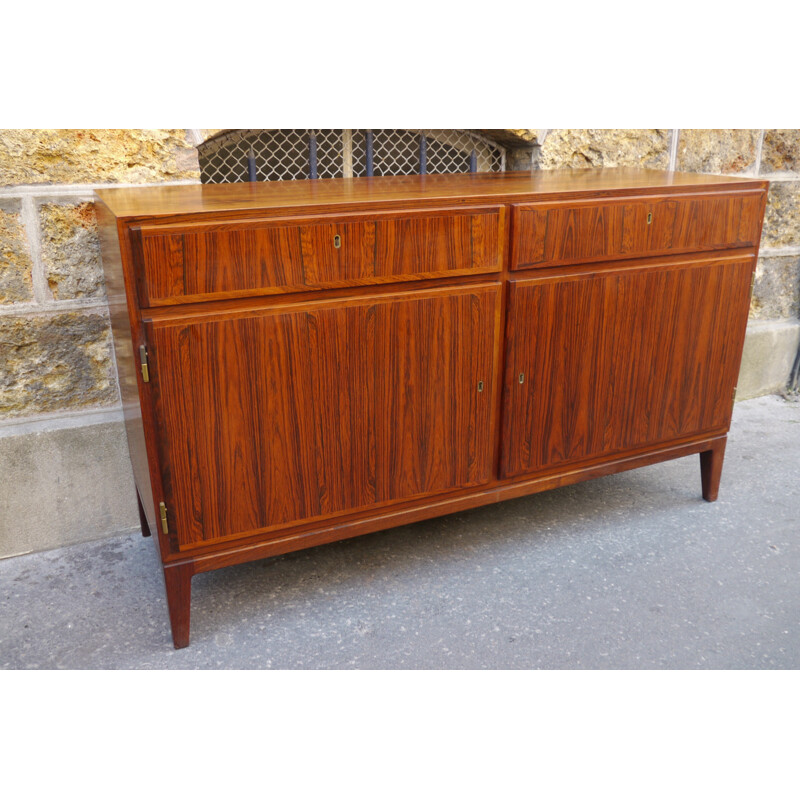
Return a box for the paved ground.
[1,395,798,669]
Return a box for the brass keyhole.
[519,373,525,384]
[647,212,653,225]
[477,380,484,393]
[334,234,342,249]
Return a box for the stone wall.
[0,130,205,557]
[1,129,797,558]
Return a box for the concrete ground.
[1,394,798,669]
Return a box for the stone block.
[0,129,200,186]
[39,202,104,300]
[507,147,534,172]
[471,129,539,148]
[761,181,800,248]
[0,311,118,418]
[199,129,225,142]
[0,416,137,557]
[676,129,758,174]
[760,130,800,174]
[0,199,33,304]
[750,255,800,320]
[736,319,800,400]
[536,129,670,170]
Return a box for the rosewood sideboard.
[96,169,768,648]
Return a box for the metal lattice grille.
[198,129,506,184]
[351,129,503,177]
[200,129,344,183]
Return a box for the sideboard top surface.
[96,169,769,222]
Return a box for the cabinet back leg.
[163,562,194,649]
[700,437,727,502]
[136,491,151,537]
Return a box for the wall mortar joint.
[19,196,49,305]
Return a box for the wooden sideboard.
[96,169,768,648]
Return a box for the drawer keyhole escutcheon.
[647,212,653,225]
[478,380,484,393]
[333,234,342,249]
[519,372,525,384]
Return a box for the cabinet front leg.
[700,437,727,503]
[163,562,194,649]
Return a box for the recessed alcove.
[197,129,530,183]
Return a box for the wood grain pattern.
[511,191,765,270]
[300,219,376,284]
[148,284,499,548]
[501,257,754,478]
[136,207,503,305]
[96,169,767,222]
[140,232,185,299]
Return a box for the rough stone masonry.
[0,129,798,557]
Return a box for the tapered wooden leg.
[136,491,151,537]
[163,562,194,649]
[700,437,727,502]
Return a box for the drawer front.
[511,191,765,270]
[136,206,504,306]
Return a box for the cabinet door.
[500,258,753,479]
[148,285,500,549]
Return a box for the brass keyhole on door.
[334,234,342,249]
[519,373,525,384]
[647,212,653,225]
[477,380,484,393]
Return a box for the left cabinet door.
[146,284,500,550]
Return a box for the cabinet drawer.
[135,206,504,306]
[511,191,765,270]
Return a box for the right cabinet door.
[500,257,754,479]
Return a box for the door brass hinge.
[139,345,150,383]
[159,502,169,535]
